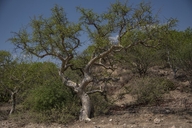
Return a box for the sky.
[0,0,192,53]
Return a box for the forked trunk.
[59,71,92,121]
[78,91,91,121]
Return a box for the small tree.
[160,29,182,78]
[121,45,158,77]
[173,28,192,85]
[0,51,33,114]
[9,1,175,121]
[0,51,12,102]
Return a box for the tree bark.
[9,91,16,115]
[78,91,91,121]
[59,71,92,121]
[1,82,18,115]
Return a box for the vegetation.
[131,77,175,105]
[0,0,191,125]
[120,45,159,77]
[172,28,192,84]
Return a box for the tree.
[0,51,19,114]
[9,1,176,121]
[172,28,192,84]
[123,45,158,77]
[0,51,33,114]
[159,29,182,78]
[160,27,192,80]
[0,51,13,102]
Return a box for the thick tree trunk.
[59,71,92,121]
[78,91,91,121]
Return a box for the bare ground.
[1,91,192,128]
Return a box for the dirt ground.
[1,90,192,128]
[1,67,192,128]
[1,108,192,128]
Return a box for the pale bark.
[9,91,17,115]
[167,50,178,78]
[78,91,91,121]
[59,71,92,121]
[0,82,18,115]
[78,73,92,121]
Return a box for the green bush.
[131,77,175,105]
[120,45,158,77]
[90,92,111,117]
[0,89,10,102]
[175,42,192,85]
[25,85,69,111]
[23,83,80,123]
[27,101,80,124]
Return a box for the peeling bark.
[78,91,91,121]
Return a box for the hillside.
[1,66,192,128]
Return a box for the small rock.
[165,108,171,114]
[154,118,161,124]
[131,125,137,128]
[123,123,127,128]
[109,119,113,122]
[120,104,125,107]
[170,125,176,128]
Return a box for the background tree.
[0,51,13,102]
[172,28,192,85]
[158,28,182,78]
[9,1,176,121]
[0,51,34,114]
[122,45,158,77]
[159,27,192,81]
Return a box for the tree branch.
[58,70,78,91]
[86,89,103,94]
[94,58,115,71]
[85,44,123,72]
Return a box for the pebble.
[154,118,161,124]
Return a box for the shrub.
[27,101,80,124]
[121,45,158,77]
[175,42,192,85]
[90,92,111,117]
[25,84,69,111]
[23,83,80,123]
[0,89,10,102]
[131,77,175,105]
